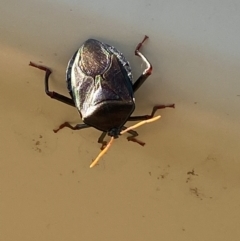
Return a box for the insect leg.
[29,62,75,107]
[122,127,145,146]
[128,104,175,121]
[133,35,152,93]
[98,132,108,150]
[53,122,90,133]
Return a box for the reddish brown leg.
[53,122,90,133]
[128,104,175,121]
[29,62,75,107]
[133,35,152,92]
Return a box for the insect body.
[67,39,135,137]
[29,36,174,168]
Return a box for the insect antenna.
[120,115,161,135]
[89,115,161,168]
[90,137,114,168]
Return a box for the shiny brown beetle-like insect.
[30,36,175,167]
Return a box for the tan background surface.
[1,1,240,240]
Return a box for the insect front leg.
[122,127,145,146]
[29,62,75,107]
[98,132,108,150]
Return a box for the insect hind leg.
[29,62,75,107]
